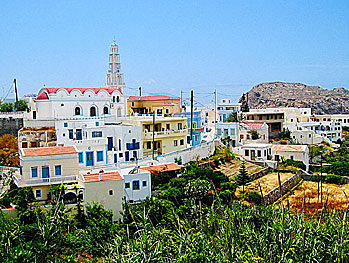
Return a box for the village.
[0,41,348,222]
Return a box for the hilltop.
[244,82,349,114]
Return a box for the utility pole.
[180,90,183,110]
[139,86,142,96]
[152,111,155,160]
[14,78,18,101]
[320,151,323,203]
[277,160,282,198]
[214,89,217,124]
[190,90,194,146]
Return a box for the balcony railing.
[14,174,79,187]
[143,129,186,140]
[126,142,140,150]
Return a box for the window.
[147,141,152,149]
[79,153,83,163]
[35,189,42,199]
[55,165,62,176]
[178,123,183,130]
[64,122,68,127]
[97,151,104,162]
[117,96,120,102]
[103,106,109,114]
[92,131,103,138]
[245,150,249,157]
[61,103,64,107]
[22,142,28,148]
[230,128,235,136]
[96,122,99,126]
[257,150,261,157]
[142,181,147,187]
[240,134,244,139]
[180,139,184,145]
[33,111,37,119]
[133,180,140,190]
[109,190,113,196]
[31,167,38,178]
[75,107,81,116]
[166,109,169,114]
[275,155,280,161]
[68,129,73,139]
[42,166,50,178]
[290,156,294,160]
[174,140,178,146]
[113,96,116,102]
[217,128,222,136]
[119,153,123,158]
[119,139,122,151]
[125,182,130,188]
[90,106,97,117]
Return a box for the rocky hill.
[244,82,349,114]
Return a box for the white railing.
[14,174,79,187]
[143,129,187,139]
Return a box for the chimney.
[99,170,103,181]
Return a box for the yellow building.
[127,95,181,116]
[122,115,187,158]
[15,146,83,203]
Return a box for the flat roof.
[242,143,272,148]
[82,171,122,182]
[272,145,308,152]
[21,146,77,157]
[140,163,181,173]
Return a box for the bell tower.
[105,39,125,93]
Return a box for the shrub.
[213,158,220,167]
[242,190,262,205]
[312,174,346,185]
[219,157,225,164]
[282,159,306,171]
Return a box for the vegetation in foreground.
[0,163,348,262]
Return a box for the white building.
[272,145,310,172]
[217,99,241,123]
[312,114,349,127]
[238,122,269,145]
[233,143,272,162]
[215,122,239,147]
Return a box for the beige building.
[15,146,83,202]
[127,95,181,116]
[122,116,187,158]
[82,171,124,221]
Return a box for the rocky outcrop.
[244,82,349,114]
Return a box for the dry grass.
[236,172,294,196]
[279,181,349,214]
[215,159,263,178]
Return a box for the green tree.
[248,129,259,140]
[239,93,249,112]
[14,100,28,111]
[280,129,291,140]
[226,112,238,122]
[0,102,13,112]
[236,161,250,193]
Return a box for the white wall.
[122,170,151,202]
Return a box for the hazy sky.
[1,0,348,104]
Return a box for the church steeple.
[105,40,125,93]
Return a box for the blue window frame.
[55,165,62,176]
[86,151,94,166]
[31,167,38,178]
[125,182,130,188]
[78,152,83,163]
[76,129,82,140]
[96,121,99,126]
[97,151,103,162]
[64,122,68,127]
[42,166,50,178]
[92,131,102,138]
[132,180,140,190]
[68,129,73,139]
[142,181,147,187]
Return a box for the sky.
[0,0,348,104]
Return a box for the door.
[42,166,50,182]
[114,153,117,163]
[86,152,94,166]
[107,137,113,151]
[125,151,129,161]
[76,129,82,140]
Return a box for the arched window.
[75,106,81,116]
[117,96,120,102]
[113,96,116,103]
[90,106,97,117]
[104,106,109,115]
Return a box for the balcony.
[143,129,187,140]
[126,142,140,150]
[14,174,79,187]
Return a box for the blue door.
[114,153,117,163]
[125,151,129,161]
[42,166,50,182]
[76,129,82,140]
[86,152,94,166]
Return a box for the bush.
[282,159,306,171]
[242,190,262,205]
[312,174,346,185]
[213,158,220,167]
[219,157,225,164]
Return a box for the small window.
[125,182,130,188]
[64,123,68,127]
[119,153,123,157]
[117,96,120,102]
[74,107,81,116]
[96,122,99,127]
[180,139,184,145]
[22,142,28,148]
[31,167,38,178]
[142,181,147,187]
[245,150,249,157]
[174,140,178,146]
[146,141,152,149]
[79,153,83,163]
[290,156,294,160]
[97,151,104,162]
[55,165,62,176]
[92,131,103,138]
[103,106,109,115]
[133,180,140,190]
[35,189,42,199]
[109,190,113,196]
[69,129,73,139]
[61,103,64,107]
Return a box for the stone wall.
[0,117,23,136]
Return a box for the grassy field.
[215,159,263,178]
[279,181,349,214]
[236,172,294,196]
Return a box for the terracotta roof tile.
[22,146,77,157]
[82,171,122,182]
[140,163,181,173]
